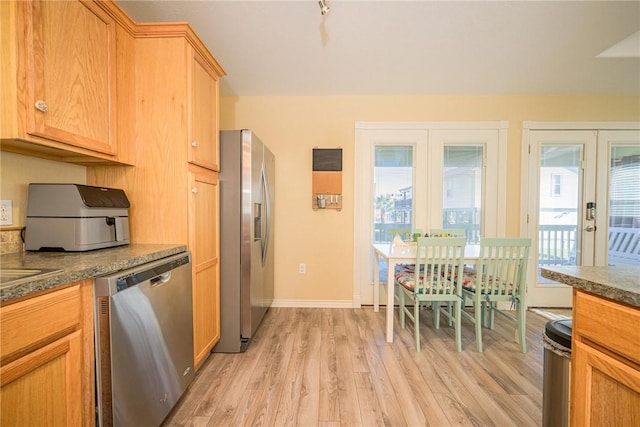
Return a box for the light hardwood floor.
[164,307,550,426]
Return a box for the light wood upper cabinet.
[27,0,115,153]
[571,289,640,426]
[0,281,95,426]
[190,52,220,171]
[1,0,136,165]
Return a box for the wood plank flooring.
[163,307,550,427]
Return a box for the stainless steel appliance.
[94,252,194,427]
[214,129,275,353]
[25,183,130,251]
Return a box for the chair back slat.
[415,237,466,295]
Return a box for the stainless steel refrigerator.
[214,130,275,352]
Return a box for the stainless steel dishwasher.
[94,252,195,427]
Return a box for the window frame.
[551,173,562,197]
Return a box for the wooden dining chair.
[427,228,466,321]
[396,237,466,352]
[388,228,423,299]
[459,237,531,352]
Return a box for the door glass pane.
[373,145,414,281]
[442,146,482,243]
[608,147,640,265]
[538,146,581,282]
[373,146,414,242]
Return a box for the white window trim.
[353,121,508,308]
[522,122,640,131]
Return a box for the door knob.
[191,141,199,148]
[585,225,596,232]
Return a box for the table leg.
[373,253,380,312]
[386,260,395,343]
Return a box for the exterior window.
[442,146,483,243]
[538,146,580,271]
[373,145,414,242]
[551,174,562,196]
[608,147,640,265]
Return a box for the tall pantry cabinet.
[88,24,225,368]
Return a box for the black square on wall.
[313,148,342,171]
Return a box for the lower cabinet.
[571,289,640,426]
[0,281,95,426]
[190,166,220,367]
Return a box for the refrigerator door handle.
[261,165,271,266]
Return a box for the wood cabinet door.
[0,280,95,426]
[189,167,220,367]
[1,331,83,426]
[189,50,219,171]
[25,0,116,155]
[572,340,640,426]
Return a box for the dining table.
[372,242,480,343]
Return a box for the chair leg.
[517,301,527,353]
[447,302,453,327]
[475,301,484,352]
[433,302,440,330]
[414,298,421,352]
[399,289,405,328]
[454,299,462,352]
[489,302,496,330]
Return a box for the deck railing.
[538,224,577,265]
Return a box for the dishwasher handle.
[150,272,172,286]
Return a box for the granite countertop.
[541,266,640,308]
[1,244,187,303]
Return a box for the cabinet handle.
[191,141,199,148]
[35,100,48,113]
[192,187,198,194]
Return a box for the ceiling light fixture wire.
[319,0,330,16]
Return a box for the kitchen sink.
[0,268,62,287]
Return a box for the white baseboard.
[271,299,354,308]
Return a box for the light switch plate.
[0,200,13,226]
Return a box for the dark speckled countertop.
[1,244,187,303]
[541,266,640,308]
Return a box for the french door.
[354,122,506,307]
[523,126,640,308]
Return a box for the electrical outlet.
[298,263,306,274]
[0,200,12,226]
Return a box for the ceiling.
[116,1,640,97]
